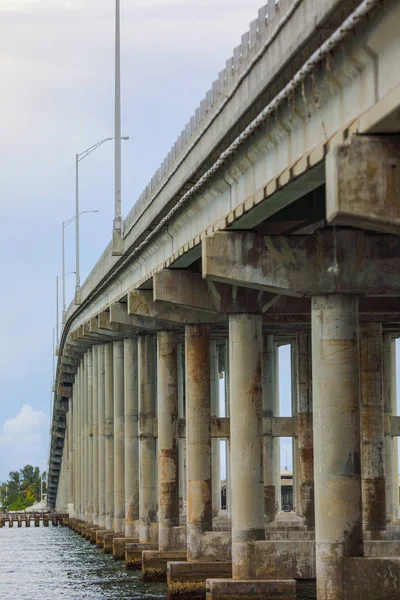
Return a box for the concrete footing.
[112,536,138,560]
[89,527,101,544]
[343,557,400,599]
[206,579,297,600]
[95,529,112,548]
[142,550,187,581]
[167,561,232,600]
[125,542,159,570]
[104,532,118,553]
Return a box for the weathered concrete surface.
[229,314,264,580]
[202,230,400,297]
[142,550,187,581]
[95,528,111,548]
[343,557,400,600]
[89,526,101,544]
[364,541,400,557]
[360,324,386,532]
[105,344,114,531]
[326,136,400,234]
[263,334,276,525]
[312,296,362,600]
[297,331,314,531]
[186,324,212,561]
[112,536,138,560]
[168,561,232,600]
[245,540,315,580]
[104,532,118,554]
[125,542,159,570]
[206,578,297,600]
[113,340,125,533]
[383,333,394,523]
[138,335,158,543]
[92,347,99,525]
[157,331,180,551]
[124,338,139,537]
[97,346,106,528]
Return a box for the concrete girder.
[58,373,75,385]
[202,230,400,297]
[63,344,85,359]
[153,269,311,315]
[154,269,400,322]
[110,302,178,332]
[89,316,124,340]
[327,136,400,234]
[61,355,80,368]
[128,289,225,324]
[59,363,77,376]
[57,385,72,399]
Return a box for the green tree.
[0,465,43,511]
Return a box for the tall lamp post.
[63,210,98,323]
[75,135,128,305]
[113,0,123,256]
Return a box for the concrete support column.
[113,340,125,533]
[391,340,399,520]
[72,380,77,517]
[186,324,212,561]
[138,335,157,543]
[124,337,139,537]
[211,340,221,516]
[312,296,363,600]
[178,343,187,513]
[225,341,231,516]
[157,331,179,550]
[92,346,99,525]
[68,397,74,515]
[297,331,314,530]
[274,345,281,512]
[360,323,386,532]
[87,348,93,524]
[263,334,276,525]
[76,368,81,519]
[383,333,394,523]
[291,342,299,514]
[81,359,86,521]
[229,314,264,580]
[98,345,106,528]
[105,343,115,531]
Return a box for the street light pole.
[74,137,128,305]
[56,276,59,351]
[75,154,80,304]
[113,0,123,256]
[62,222,66,323]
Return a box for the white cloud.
[0,405,48,479]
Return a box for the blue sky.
[0,0,275,480]
[0,1,398,483]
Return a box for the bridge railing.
[123,0,288,237]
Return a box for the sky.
[0,1,399,485]
[0,0,278,481]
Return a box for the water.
[0,524,167,600]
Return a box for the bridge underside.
[50,1,400,599]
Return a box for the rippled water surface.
[0,524,167,600]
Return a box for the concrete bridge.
[49,0,400,598]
